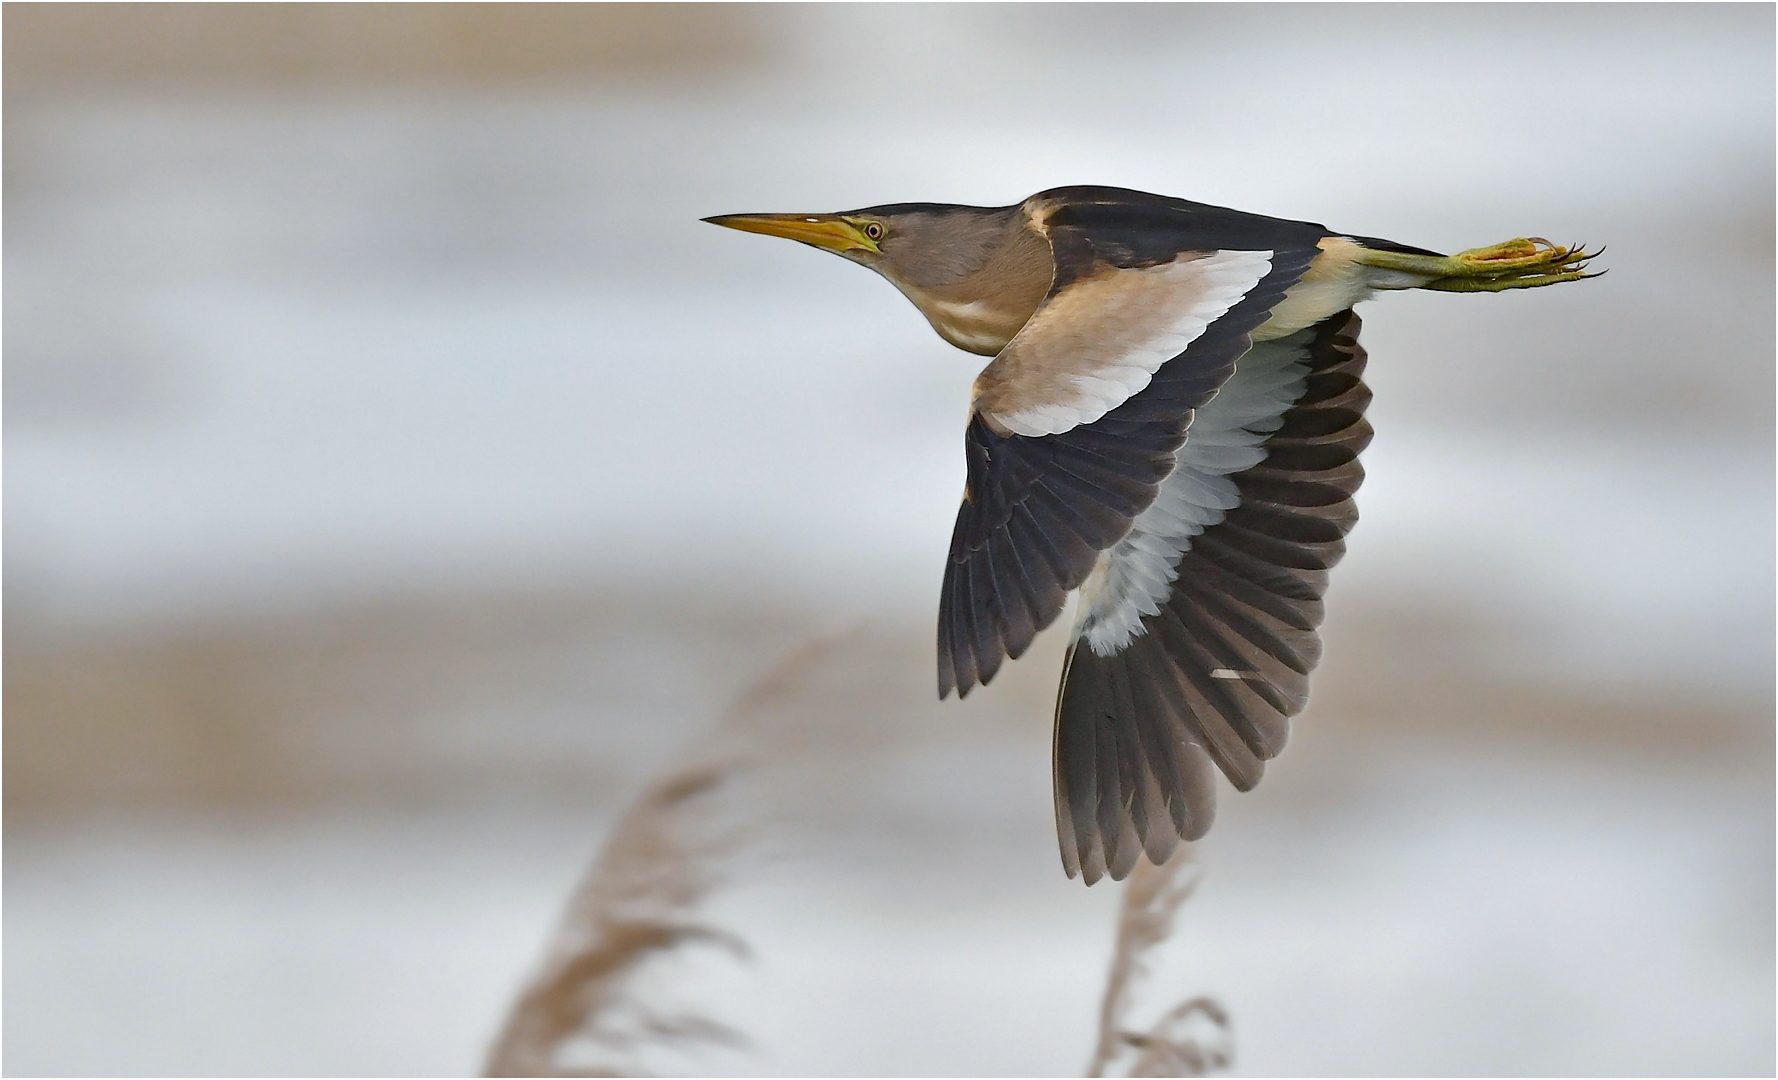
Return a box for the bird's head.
[702,203,1021,292]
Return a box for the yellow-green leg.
[1362,238,1603,292]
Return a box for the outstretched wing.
[939,191,1329,698]
[1053,310,1372,883]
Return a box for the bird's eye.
[863,221,885,242]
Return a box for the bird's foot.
[1363,238,1604,292]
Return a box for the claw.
[1451,237,1581,275]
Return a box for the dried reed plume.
[484,629,861,1077]
[488,622,1227,1076]
[1087,851,1232,1078]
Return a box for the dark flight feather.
[1054,310,1371,883]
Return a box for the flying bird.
[705,187,1599,884]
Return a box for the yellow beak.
[702,213,879,254]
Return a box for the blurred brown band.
[3,2,776,91]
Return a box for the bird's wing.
[1053,310,1371,883]
[971,247,1277,438]
[939,200,1326,698]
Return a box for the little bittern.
[706,186,1599,884]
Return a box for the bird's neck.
[886,220,1053,357]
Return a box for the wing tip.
[1056,631,1238,885]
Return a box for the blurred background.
[5,4,1772,1075]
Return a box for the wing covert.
[972,249,1275,437]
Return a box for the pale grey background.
[6,5,1772,1076]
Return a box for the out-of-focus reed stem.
[485,630,860,1077]
[1087,851,1231,1078]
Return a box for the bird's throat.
[902,290,1040,356]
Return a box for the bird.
[705,186,1599,884]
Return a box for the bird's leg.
[1360,238,1603,292]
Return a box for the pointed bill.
[702,213,880,254]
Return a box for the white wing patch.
[1074,328,1316,657]
[977,250,1274,438]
